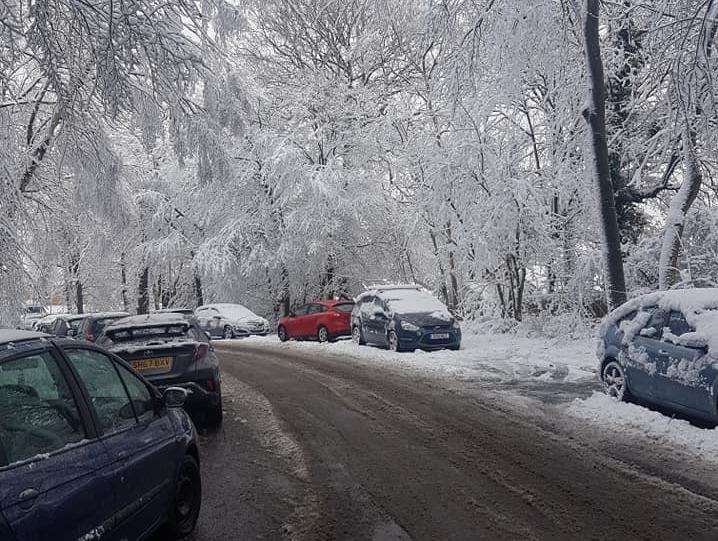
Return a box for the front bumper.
[397,327,461,351]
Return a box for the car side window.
[294,305,309,317]
[64,349,137,434]
[116,364,155,423]
[0,351,85,466]
[667,310,693,337]
[308,304,324,314]
[642,309,666,338]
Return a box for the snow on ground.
[567,392,718,462]
[239,324,598,387]
[231,324,718,460]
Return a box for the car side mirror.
[639,327,657,338]
[163,387,188,408]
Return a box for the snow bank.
[568,393,718,461]
[237,324,597,386]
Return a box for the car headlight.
[400,321,420,332]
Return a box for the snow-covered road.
[184,337,718,540]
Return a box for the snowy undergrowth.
[567,392,718,461]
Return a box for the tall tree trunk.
[194,272,204,308]
[582,0,627,308]
[658,129,702,289]
[120,252,129,312]
[137,267,150,315]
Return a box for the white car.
[19,304,47,330]
[194,303,270,339]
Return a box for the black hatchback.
[0,329,202,541]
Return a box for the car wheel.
[278,325,289,342]
[352,325,366,345]
[388,330,400,352]
[317,326,330,343]
[164,455,202,538]
[602,360,629,401]
[223,325,234,340]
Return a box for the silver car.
[194,303,270,339]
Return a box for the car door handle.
[18,488,39,510]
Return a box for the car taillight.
[85,331,94,342]
[194,343,210,366]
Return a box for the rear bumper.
[149,373,221,409]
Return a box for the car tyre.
[352,325,366,345]
[164,455,202,539]
[317,326,330,343]
[223,325,234,340]
[278,325,289,342]
[601,359,630,401]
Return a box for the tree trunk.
[120,252,129,312]
[137,267,150,315]
[194,272,204,308]
[582,0,627,308]
[658,129,702,289]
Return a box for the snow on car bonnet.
[602,288,718,355]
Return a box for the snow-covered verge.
[567,392,718,462]
[236,323,598,387]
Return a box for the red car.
[278,300,354,342]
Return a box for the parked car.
[75,311,131,342]
[153,308,195,316]
[598,288,718,423]
[351,285,461,352]
[195,303,270,339]
[278,300,354,342]
[32,314,60,334]
[49,314,90,338]
[0,329,201,541]
[19,305,46,330]
[97,313,223,426]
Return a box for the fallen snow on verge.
[567,392,718,461]
[237,327,597,386]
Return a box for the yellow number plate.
[131,357,173,373]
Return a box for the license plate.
[430,333,450,340]
[131,357,173,373]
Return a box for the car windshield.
[383,290,448,315]
[219,305,256,319]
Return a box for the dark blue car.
[598,288,718,422]
[0,330,202,541]
[351,285,461,352]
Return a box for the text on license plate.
[430,333,450,340]
[131,357,173,373]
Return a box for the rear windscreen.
[108,325,190,342]
[333,303,355,313]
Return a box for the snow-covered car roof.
[0,329,48,344]
[356,284,423,301]
[602,288,718,353]
[54,313,90,322]
[104,313,192,332]
[82,311,130,320]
